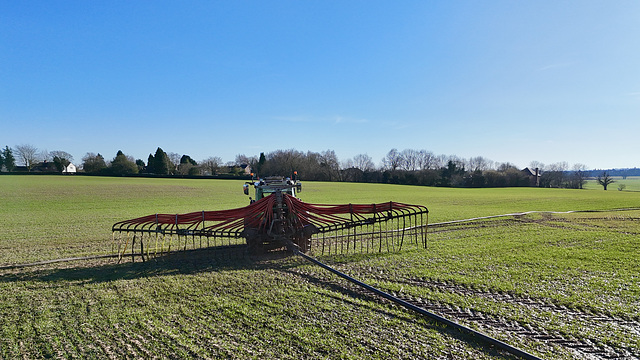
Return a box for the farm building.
[521,167,541,187]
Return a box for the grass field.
[1,175,639,359]
[584,175,640,191]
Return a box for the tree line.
[1,144,623,189]
[1,145,239,177]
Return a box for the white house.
[63,163,77,174]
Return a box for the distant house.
[63,163,77,174]
[240,164,252,175]
[225,163,252,175]
[31,161,57,173]
[521,167,541,187]
[29,161,77,174]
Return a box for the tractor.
[241,175,315,253]
[242,175,302,203]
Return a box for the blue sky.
[2,1,639,170]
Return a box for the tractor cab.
[243,175,302,203]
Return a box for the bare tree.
[319,150,341,181]
[597,171,615,190]
[15,144,39,171]
[540,162,568,188]
[447,155,465,171]
[201,156,222,175]
[435,154,447,169]
[167,152,181,171]
[551,161,568,171]
[352,154,375,172]
[235,154,257,166]
[569,163,588,189]
[468,156,493,172]
[38,149,51,162]
[382,148,402,171]
[399,149,420,171]
[50,150,74,163]
[497,162,518,172]
[529,161,545,172]
[417,150,437,170]
[261,149,304,176]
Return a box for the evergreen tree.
[152,147,171,175]
[52,156,66,172]
[180,154,197,166]
[136,159,146,173]
[3,146,15,171]
[146,154,155,173]
[177,154,198,175]
[110,150,138,175]
[257,152,266,175]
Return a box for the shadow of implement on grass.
[0,245,301,285]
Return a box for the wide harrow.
[112,193,428,260]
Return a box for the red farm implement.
[112,177,428,260]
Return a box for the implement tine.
[112,195,428,260]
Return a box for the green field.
[584,175,640,191]
[1,175,639,359]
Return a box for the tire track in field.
[286,267,533,359]
[387,293,623,360]
[290,266,637,360]
[364,272,639,359]
[428,214,640,238]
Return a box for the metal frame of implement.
[112,194,428,260]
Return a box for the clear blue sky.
[2,1,639,170]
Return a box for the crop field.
[585,176,640,191]
[1,175,639,359]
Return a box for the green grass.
[2,175,640,264]
[1,175,640,359]
[301,181,640,221]
[584,175,640,191]
[0,176,250,264]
